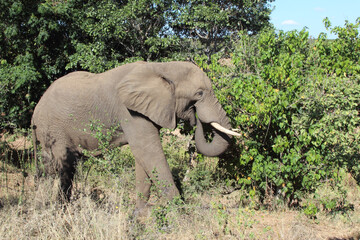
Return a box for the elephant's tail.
[31,118,39,179]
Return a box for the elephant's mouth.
[179,106,196,126]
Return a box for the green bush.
[81,120,134,178]
[0,56,41,129]
[196,19,360,204]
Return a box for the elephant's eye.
[195,90,204,98]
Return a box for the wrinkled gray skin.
[32,61,233,214]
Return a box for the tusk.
[210,122,242,137]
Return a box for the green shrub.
[316,17,360,77]
[0,56,40,129]
[196,19,360,205]
[303,202,319,219]
[81,120,134,177]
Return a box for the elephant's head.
[118,61,240,156]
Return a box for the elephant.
[31,61,240,214]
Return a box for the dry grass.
[1,132,359,239]
[1,165,359,240]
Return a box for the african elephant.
[31,61,239,214]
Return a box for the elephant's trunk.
[194,91,240,157]
[195,120,231,157]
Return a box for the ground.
[1,163,359,239]
[0,133,359,239]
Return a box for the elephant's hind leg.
[58,148,78,202]
[40,143,78,202]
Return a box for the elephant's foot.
[133,203,153,223]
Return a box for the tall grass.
[1,174,359,239]
[1,131,359,239]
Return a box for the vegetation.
[201,18,360,205]
[0,0,273,129]
[1,0,360,238]
[1,130,359,239]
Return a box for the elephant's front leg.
[123,114,180,213]
[134,160,151,216]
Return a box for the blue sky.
[270,0,360,38]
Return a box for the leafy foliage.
[170,0,274,58]
[0,0,72,128]
[1,0,359,208]
[197,20,360,204]
[81,120,134,176]
[0,0,273,129]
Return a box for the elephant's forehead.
[177,70,211,91]
[149,61,212,89]
[191,69,212,89]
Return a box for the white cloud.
[314,7,325,12]
[281,20,299,26]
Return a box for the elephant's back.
[48,71,97,94]
[32,71,100,135]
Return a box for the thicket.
[199,18,360,205]
[1,0,359,207]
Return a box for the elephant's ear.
[117,66,176,129]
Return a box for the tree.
[66,0,180,72]
[0,0,73,128]
[0,0,180,128]
[170,0,274,57]
[0,0,273,128]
